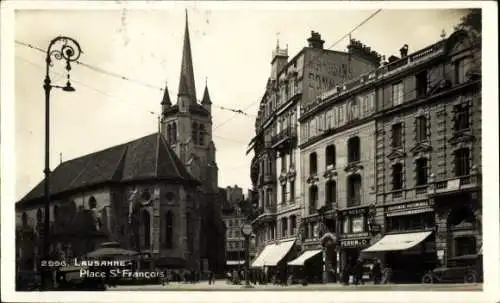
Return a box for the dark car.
[421,254,483,284]
[56,266,106,290]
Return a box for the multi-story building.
[248,31,380,277]
[298,29,481,283]
[226,185,244,205]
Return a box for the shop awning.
[251,245,274,268]
[226,260,245,266]
[251,240,295,267]
[287,249,322,266]
[362,231,433,253]
[264,240,295,266]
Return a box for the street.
[106,280,482,291]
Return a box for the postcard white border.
[1,1,498,302]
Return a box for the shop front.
[250,240,296,284]
[361,200,439,283]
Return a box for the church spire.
[161,81,171,106]
[177,9,197,103]
[201,79,212,105]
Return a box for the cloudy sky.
[13,3,471,201]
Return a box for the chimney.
[400,44,409,58]
[307,31,325,49]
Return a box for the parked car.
[421,254,483,284]
[56,266,106,290]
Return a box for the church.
[15,11,226,275]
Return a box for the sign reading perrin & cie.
[340,238,369,248]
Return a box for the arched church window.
[22,212,28,227]
[88,196,97,209]
[199,124,205,146]
[165,211,174,249]
[142,210,151,249]
[167,124,172,142]
[192,122,198,145]
[172,123,177,143]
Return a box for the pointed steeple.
[161,81,171,106]
[178,9,197,103]
[201,78,212,105]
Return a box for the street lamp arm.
[45,36,82,66]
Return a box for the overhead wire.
[16,55,252,144]
[15,40,255,117]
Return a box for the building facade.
[248,31,380,278]
[297,29,481,283]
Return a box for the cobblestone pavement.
[106,280,482,291]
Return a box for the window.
[172,123,177,143]
[454,104,470,132]
[454,236,476,256]
[454,57,471,84]
[325,180,337,206]
[416,158,428,186]
[199,124,205,146]
[88,196,97,209]
[391,123,403,148]
[167,124,172,142]
[309,185,318,213]
[281,217,288,238]
[326,145,336,168]
[36,209,43,225]
[22,212,28,227]
[347,136,360,163]
[392,163,403,191]
[192,122,198,145]
[289,180,295,202]
[281,155,286,171]
[266,188,273,207]
[416,70,428,97]
[351,215,365,233]
[416,116,427,142]
[309,152,318,175]
[392,81,404,106]
[267,158,273,175]
[165,211,174,249]
[455,148,470,177]
[186,213,193,252]
[53,205,59,222]
[347,174,362,207]
[142,210,151,249]
[342,217,350,234]
[386,212,435,232]
[281,184,287,204]
[290,216,297,235]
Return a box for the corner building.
[297,29,481,283]
[248,31,379,282]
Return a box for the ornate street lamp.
[42,36,82,290]
[240,223,254,288]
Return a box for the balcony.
[251,205,277,225]
[428,174,481,196]
[385,186,429,203]
[271,128,297,150]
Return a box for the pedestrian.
[382,264,392,284]
[372,260,382,285]
[353,259,364,285]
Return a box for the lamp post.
[42,36,82,290]
[317,206,328,284]
[240,223,254,288]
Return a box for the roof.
[178,10,197,101]
[201,85,212,105]
[18,133,198,207]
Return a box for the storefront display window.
[386,212,435,233]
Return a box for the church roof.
[161,82,171,105]
[17,133,199,207]
[178,10,197,102]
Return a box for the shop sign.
[352,217,364,233]
[342,232,369,239]
[342,208,366,216]
[385,201,434,215]
[340,238,369,248]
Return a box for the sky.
[13,5,471,201]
